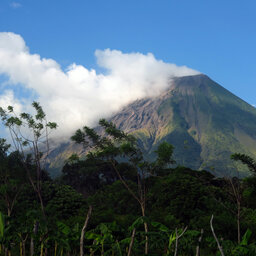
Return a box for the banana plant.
[85,223,115,255]
[150,221,175,255]
[53,221,72,255]
[231,229,253,256]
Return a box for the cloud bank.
[0,32,200,142]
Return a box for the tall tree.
[71,119,175,254]
[0,102,57,256]
[0,102,57,217]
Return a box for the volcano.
[47,74,256,177]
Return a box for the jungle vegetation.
[0,103,256,255]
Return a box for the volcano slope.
[47,74,256,177]
[108,74,256,176]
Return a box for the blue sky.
[0,0,255,100]
[0,0,256,139]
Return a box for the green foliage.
[0,139,10,156]
[154,141,175,169]
[2,114,256,254]
[240,229,252,246]
[231,153,256,173]
[0,101,57,156]
[71,119,139,161]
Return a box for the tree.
[225,177,243,244]
[0,102,57,255]
[231,153,256,174]
[61,157,118,196]
[0,102,57,217]
[230,153,255,243]
[71,119,175,255]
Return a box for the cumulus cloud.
[0,32,200,142]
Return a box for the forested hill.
[46,74,256,177]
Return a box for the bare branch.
[174,226,187,256]
[210,215,225,256]
[110,160,141,204]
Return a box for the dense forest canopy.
[0,103,256,255]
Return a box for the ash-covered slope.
[109,74,256,176]
[47,74,256,177]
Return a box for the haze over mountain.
[46,74,256,177]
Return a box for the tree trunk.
[30,237,34,256]
[229,178,242,244]
[237,202,241,244]
[127,228,136,256]
[80,206,92,256]
[22,240,26,256]
[54,242,57,256]
[30,221,38,256]
[7,208,11,218]
[20,242,22,256]
[174,228,178,256]
[40,242,44,256]
[141,205,148,255]
[196,229,204,256]
[37,188,46,219]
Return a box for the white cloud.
[0,32,200,142]
[0,90,22,113]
